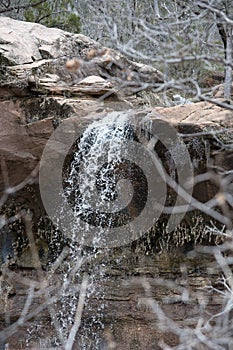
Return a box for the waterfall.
[35,109,193,348]
[64,111,135,247]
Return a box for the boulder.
[0,16,163,98]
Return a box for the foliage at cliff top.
[0,0,80,34]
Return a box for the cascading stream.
[64,111,147,247]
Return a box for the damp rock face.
[0,17,233,350]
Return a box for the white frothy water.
[64,111,134,246]
[60,112,134,348]
[38,112,134,348]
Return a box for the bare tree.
[76,0,233,103]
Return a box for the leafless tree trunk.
[224,24,233,99]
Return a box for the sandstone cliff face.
[0,17,233,350]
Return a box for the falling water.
[65,111,135,243]
[60,112,136,348]
[27,112,137,349]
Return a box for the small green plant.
[24,0,80,33]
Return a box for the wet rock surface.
[0,251,225,349]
